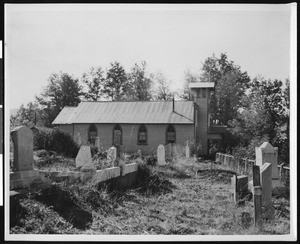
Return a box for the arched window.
[137,124,147,145]
[88,124,97,145]
[166,124,176,144]
[113,124,122,146]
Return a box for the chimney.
[172,94,175,112]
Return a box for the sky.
[5,4,293,109]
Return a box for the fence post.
[253,165,262,230]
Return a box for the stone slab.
[123,163,138,175]
[92,167,121,183]
[11,126,34,171]
[157,144,166,165]
[260,162,275,219]
[76,145,92,168]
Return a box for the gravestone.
[255,142,282,188]
[75,145,92,168]
[172,144,178,161]
[165,143,172,161]
[157,144,166,165]
[137,150,142,159]
[95,137,100,149]
[10,126,43,189]
[231,175,248,205]
[77,132,83,146]
[185,142,190,158]
[260,162,274,219]
[107,146,117,165]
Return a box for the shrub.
[189,140,203,157]
[33,127,79,158]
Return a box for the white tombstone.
[260,162,275,219]
[137,150,142,159]
[107,146,117,164]
[76,145,92,168]
[77,132,83,146]
[157,144,166,165]
[185,142,190,158]
[255,142,282,188]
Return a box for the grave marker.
[107,146,117,165]
[260,162,274,219]
[157,144,166,165]
[255,142,282,188]
[185,142,190,158]
[165,143,172,161]
[10,126,44,189]
[76,145,92,168]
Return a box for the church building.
[52,82,226,155]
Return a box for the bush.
[189,140,203,157]
[33,127,79,158]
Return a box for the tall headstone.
[255,142,281,188]
[165,143,172,161]
[107,146,117,165]
[137,150,142,159]
[76,145,92,168]
[172,144,178,161]
[77,132,82,146]
[185,142,190,158]
[10,126,41,189]
[157,144,166,165]
[260,162,274,219]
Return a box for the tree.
[152,71,173,101]
[81,66,105,101]
[179,69,200,100]
[229,77,289,164]
[103,61,129,101]
[10,101,42,130]
[36,72,82,127]
[200,53,250,125]
[127,61,153,101]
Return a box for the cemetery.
[9,125,290,235]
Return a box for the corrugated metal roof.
[52,106,77,124]
[189,82,215,88]
[52,101,194,124]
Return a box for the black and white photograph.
[4,3,297,242]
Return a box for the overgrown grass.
[10,155,290,235]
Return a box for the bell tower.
[189,82,225,155]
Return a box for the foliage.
[10,101,42,130]
[33,127,79,158]
[189,140,203,157]
[35,72,83,127]
[127,61,153,101]
[81,66,105,101]
[229,77,289,164]
[200,53,250,125]
[151,71,173,101]
[103,61,129,101]
[179,69,200,100]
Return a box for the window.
[88,124,97,145]
[137,124,147,145]
[166,124,176,144]
[113,124,122,146]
